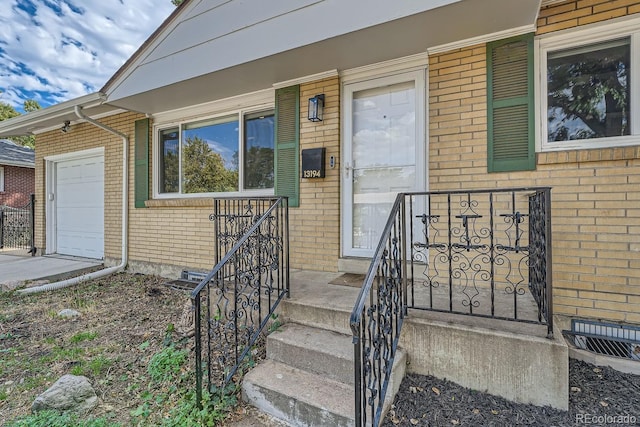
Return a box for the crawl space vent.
[563,320,640,361]
[163,270,207,291]
[181,270,207,283]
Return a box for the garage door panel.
[57,231,103,259]
[56,185,103,208]
[55,155,104,259]
[58,159,102,179]
[58,207,104,231]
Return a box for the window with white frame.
[0,166,4,192]
[155,109,275,196]
[537,18,640,151]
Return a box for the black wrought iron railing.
[0,194,36,255]
[350,187,552,426]
[350,194,408,427]
[191,197,289,406]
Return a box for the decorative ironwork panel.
[407,189,551,325]
[192,197,289,406]
[0,194,35,254]
[351,187,552,427]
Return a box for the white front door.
[342,70,426,257]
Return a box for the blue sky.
[0,0,175,113]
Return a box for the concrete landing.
[0,254,102,287]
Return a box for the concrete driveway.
[0,252,102,286]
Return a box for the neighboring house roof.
[0,139,35,169]
[0,0,541,136]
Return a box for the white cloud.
[0,0,175,111]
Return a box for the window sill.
[537,145,640,165]
[144,198,213,208]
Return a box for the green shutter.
[487,33,535,173]
[134,118,149,208]
[274,85,300,207]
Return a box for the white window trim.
[151,88,273,124]
[340,52,429,85]
[535,15,640,152]
[153,102,276,199]
[0,166,4,192]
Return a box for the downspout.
[19,106,129,294]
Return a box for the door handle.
[344,162,352,178]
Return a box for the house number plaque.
[301,147,326,179]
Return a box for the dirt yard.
[0,273,217,425]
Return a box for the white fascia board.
[0,93,115,137]
[31,108,129,135]
[0,93,104,133]
[0,161,35,169]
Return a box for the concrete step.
[267,323,354,385]
[242,359,355,427]
[245,322,408,426]
[277,270,362,335]
[279,291,356,335]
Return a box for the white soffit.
[0,93,121,137]
[105,0,541,113]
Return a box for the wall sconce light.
[61,120,71,133]
[308,94,325,122]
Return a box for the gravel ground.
[383,359,640,426]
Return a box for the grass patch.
[65,353,114,378]
[51,346,85,361]
[0,273,248,426]
[70,331,98,343]
[147,346,187,383]
[131,333,236,426]
[5,410,119,427]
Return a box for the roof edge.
[0,92,106,135]
[30,107,129,135]
[0,161,35,169]
[100,0,191,94]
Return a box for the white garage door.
[55,155,104,259]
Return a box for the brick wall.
[127,77,342,273]
[0,165,34,207]
[36,112,218,271]
[290,77,341,271]
[128,200,215,272]
[538,0,640,34]
[35,81,342,275]
[429,0,640,324]
[35,112,137,260]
